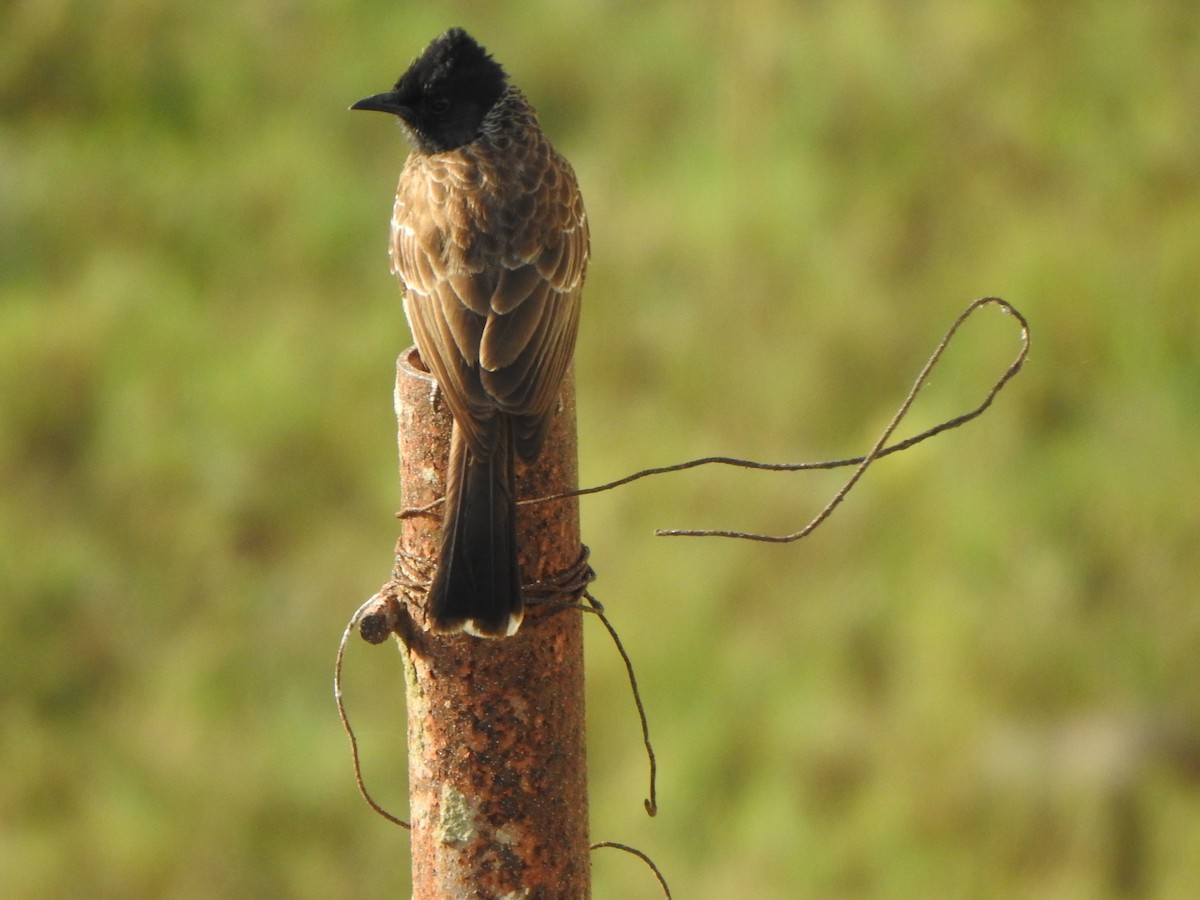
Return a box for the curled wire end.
[591,841,672,899]
[654,296,1030,542]
[335,593,412,829]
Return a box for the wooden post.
[392,347,590,897]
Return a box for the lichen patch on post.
[436,782,480,845]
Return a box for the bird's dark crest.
[386,27,508,153]
[402,28,506,94]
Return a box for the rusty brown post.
[392,347,589,898]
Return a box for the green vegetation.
[4,2,1199,896]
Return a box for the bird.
[352,28,589,638]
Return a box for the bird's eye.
[429,97,451,114]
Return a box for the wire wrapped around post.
[392,347,589,898]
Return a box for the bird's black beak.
[350,91,409,116]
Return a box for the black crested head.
[351,28,508,154]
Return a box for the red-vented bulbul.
[352,28,589,637]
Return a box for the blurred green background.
[4,1,1199,896]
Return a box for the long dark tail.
[427,418,522,637]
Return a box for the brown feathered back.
[390,85,589,461]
